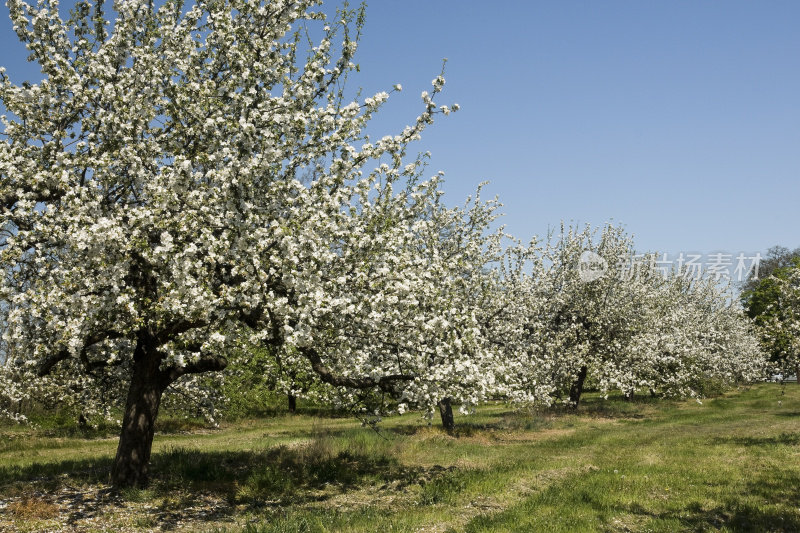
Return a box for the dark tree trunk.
[623,389,634,402]
[795,364,800,385]
[568,366,588,409]
[650,388,657,398]
[111,341,166,488]
[438,397,455,433]
[288,393,297,413]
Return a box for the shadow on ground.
[0,438,455,530]
[462,466,800,533]
[711,432,800,446]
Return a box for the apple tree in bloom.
[624,275,765,399]
[0,0,493,486]
[502,224,765,408]
[522,225,653,407]
[240,182,516,432]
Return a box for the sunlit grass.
[1,383,799,532]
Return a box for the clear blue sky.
[1,1,798,257]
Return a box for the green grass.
[1,384,799,532]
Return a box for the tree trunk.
[623,389,634,402]
[438,397,455,433]
[795,364,800,385]
[111,342,166,488]
[288,393,297,413]
[568,366,588,409]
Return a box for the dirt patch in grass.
[6,493,60,520]
[488,427,577,443]
[0,483,235,532]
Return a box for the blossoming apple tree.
[623,274,765,399]
[0,0,497,486]
[501,224,765,408]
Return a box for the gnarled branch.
[301,346,414,393]
[163,353,228,385]
[37,330,126,376]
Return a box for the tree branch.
[163,353,228,384]
[301,346,414,392]
[37,349,70,377]
[37,330,126,376]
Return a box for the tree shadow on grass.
[741,468,800,509]
[463,466,800,533]
[0,456,114,487]
[140,444,457,530]
[711,432,800,446]
[628,469,800,532]
[151,443,404,500]
[625,500,800,533]
[774,411,800,418]
[1,438,451,530]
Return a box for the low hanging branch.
[301,347,414,393]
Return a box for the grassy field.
[1,383,799,532]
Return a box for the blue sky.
[1,0,798,258]
[351,1,800,257]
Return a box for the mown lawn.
[1,383,799,532]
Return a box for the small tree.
[754,264,800,380]
[740,245,800,306]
